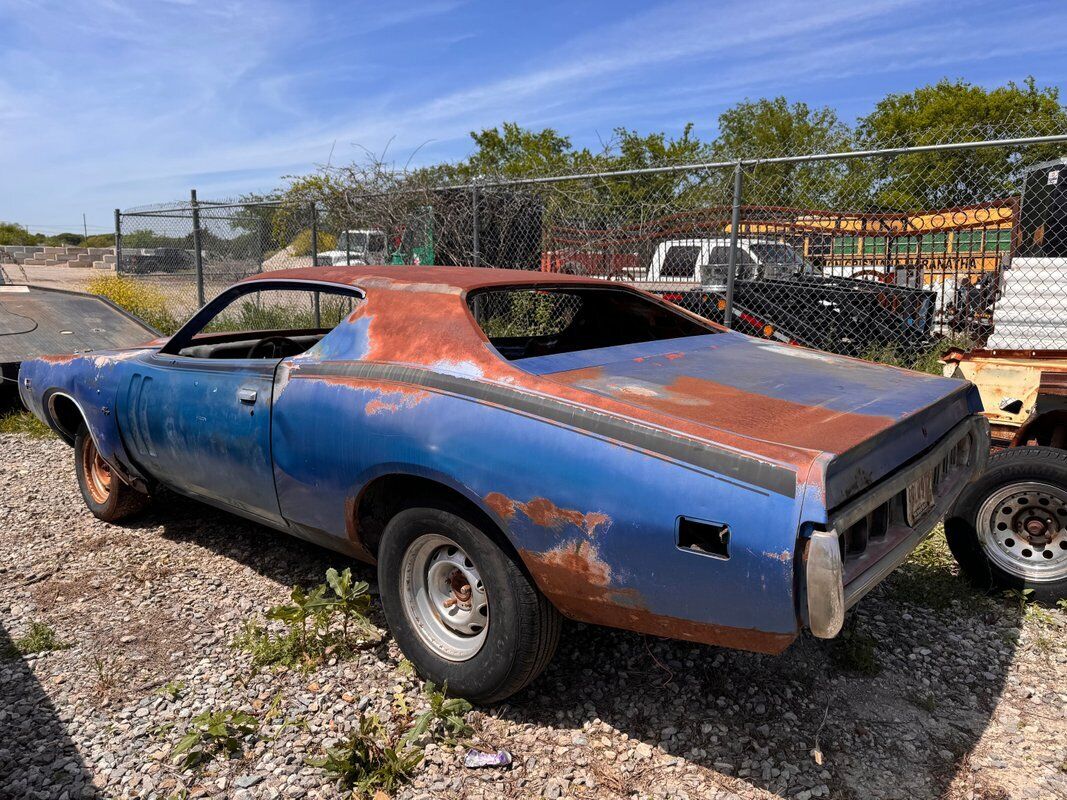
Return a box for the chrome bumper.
[803,415,989,638]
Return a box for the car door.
[117,280,360,527]
[122,353,280,525]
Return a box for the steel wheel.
[976,481,1067,583]
[399,533,489,661]
[81,435,112,504]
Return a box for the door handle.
[238,387,258,405]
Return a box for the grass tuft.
[2,621,68,659]
[0,410,53,438]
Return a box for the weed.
[402,682,473,746]
[2,621,68,658]
[886,530,991,612]
[0,410,53,438]
[235,567,377,670]
[1057,598,1067,614]
[307,714,421,796]
[906,692,939,713]
[830,620,881,676]
[172,709,258,771]
[159,680,186,701]
[89,653,120,693]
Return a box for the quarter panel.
[272,367,804,649]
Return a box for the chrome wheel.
[399,533,489,661]
[977,481,1067,583]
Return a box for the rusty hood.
[526,333,979,507]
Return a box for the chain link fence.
[116,131,1067,357]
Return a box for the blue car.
[18,266,987,702]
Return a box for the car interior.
[469,286,717,361]
[159,285,361,360]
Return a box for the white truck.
[317,229,388,266]
[644,236,817,288]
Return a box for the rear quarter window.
[467,286,716,361]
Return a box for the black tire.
[377,506,561,704]
[74,425,148,523]
[945,446,1067,602]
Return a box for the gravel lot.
[2,432,1066,800]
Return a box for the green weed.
[172,709,258,771]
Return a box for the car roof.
[240,265,618,292]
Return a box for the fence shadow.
[0,623,100,799]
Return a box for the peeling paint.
[365,388,430,416]
[484,492,611,537]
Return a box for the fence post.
[471,183,480,266]
[113,209,122,274]
[723,161,743,329]
[311,202,321,327]
[190,189,205,307]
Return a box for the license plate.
[906,470,935,525]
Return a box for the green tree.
[0,222,43,246]
[710,97,854,208]
[856,78,1067,209]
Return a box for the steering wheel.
[247,335,301,359]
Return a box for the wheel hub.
[399,534,489,661]
[977,481,1067,582]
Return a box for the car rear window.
[468,286,716,361]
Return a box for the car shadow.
[0,623,101,799]
[128,499,1023,800]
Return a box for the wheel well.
[47,394,84,445]
[353,474,523,565]
[1014,410,1067,450]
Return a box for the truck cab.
[646,236,817,287]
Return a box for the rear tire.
[377,506,561,704]
[74,426,148,523]
[945,446,1067,602]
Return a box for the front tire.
[377,506,561,704]
[945,446,1067,601]
[74,426,148,522]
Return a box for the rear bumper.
[802,414,989,637]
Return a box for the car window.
[468,286,716,360]
[161,283,362,359]
[202,288,357,333]
[660,245,701,278]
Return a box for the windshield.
[339,232,368,250]
[749,243,815,278]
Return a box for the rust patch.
[763,549,792,563]
[365,388,430,416]
[38,353,77,365]
[483,492,610,536]
[521,544,795,654]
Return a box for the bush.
[289,229,336,257]
[86,274,180,334]
[0,221,43,246]
[83,234,115,248]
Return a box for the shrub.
[86,274,180,334]
[83,234,115,248]
[289,228,336,257]
[401,681,473,746]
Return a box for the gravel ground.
[2,432,1066,800]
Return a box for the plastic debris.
[464,749,513,768]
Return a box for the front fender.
[18,349,153,481]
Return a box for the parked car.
[19,266,987,702]
[317,229,388,266]
[124,247,194,274]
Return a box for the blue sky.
[2,0,1066,235]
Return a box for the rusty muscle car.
[19,266,987,702]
